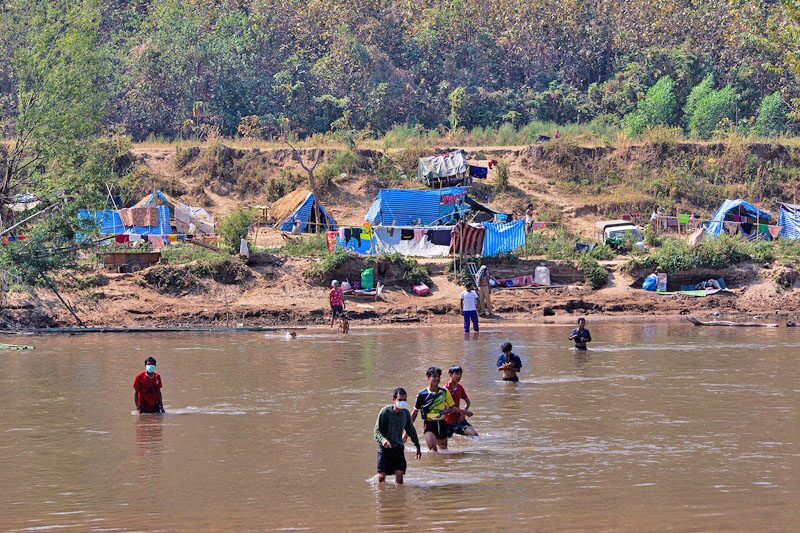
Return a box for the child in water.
[569,317,592,350]
[496,342,522,382]
[340,314,350,334]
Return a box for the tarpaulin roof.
[417,150,467,185]
[78,205,171,236]
[481,220,526,257]
[705,199,773,236]
[779,203,800,239]
[365,187,468,226]
[275,191,336,232]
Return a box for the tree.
[622,76,677,135]
[683,75,715,130]
[753,91,787,136]
[448,87,466,131]
[688,86,737,139]
[218,208,255,254]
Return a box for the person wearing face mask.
[133,357,164,414]
[374,388,421,484]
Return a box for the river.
[1,323,798,531]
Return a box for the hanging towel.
[723,222,739,235]
[150,237,164,250]
[115,234,130,244]
[167,234,178,243]
[429,229,452,246]
[678,213,690,225]
[344,228,362,247]
[449,222,485,255]
[768,225,783,239]
[758,223,769,233]
[401,229,414,240]
[468,166,488,179]
[339,228,346,240]
[129,234,142,244]
[414,228,425,240]
[326,231,338,253]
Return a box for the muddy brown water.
[1,324,799,531]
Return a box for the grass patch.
[274,235,329,257]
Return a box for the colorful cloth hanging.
[450,222,485,255]
[768,225,783,239]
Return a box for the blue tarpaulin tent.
[272,189,336,233]
[365,187,468,226]
[78,205,170,236]
[779,203,800,239]
[481,220,526,257]
[705,199,772,236]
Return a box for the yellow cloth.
[167,234,178,243]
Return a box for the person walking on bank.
[460,283,480,333]
[569,317,592,350]
[374,388,421,484]
[329,280,346,329]
[476,265,492,317]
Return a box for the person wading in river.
[569,317,592,350]
[444,365,478,437]
[329,280,345,329]
[460,284,480,333]
[496,342,522,382]
[133,357,164,414]
[374,388,421,484]
[412,367,463,452]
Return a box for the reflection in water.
[0,325,799,531]
[135,414,164,456]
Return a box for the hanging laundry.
[449,222,486,255]
[413,228,425,240]
[740,222,754,234]
[150,237,164,250]
[339,228,346,240]
[115,234,130,244]
[531,222,547,231]
[768,225,783,239]
[757,223,769,233]
[401,229,415,240]
[129,234,142,244]
[326,231,338,253]
[428,229,452,246]
[344,228,362,247]
[167,234,178,243]
[468,166,488,179]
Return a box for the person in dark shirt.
[374,388,421,484]
[412,367,462,452]
[496,342,522,382]
[569,317,592,350]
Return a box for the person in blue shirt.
[496,342,522,382]
[569,317,592,350]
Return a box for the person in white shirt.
[460,284,480,333]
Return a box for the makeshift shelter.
[779,203,800,239]
[418,150,468,187]
[134,190,215,234]
[705,199,773,238]
[270,188,336,233]
[78,206,171,236]
[365,187,467,227]
[465,196,510,223]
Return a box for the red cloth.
[329,287,343,306]
[449,222,485,255]
[115,234,130,244]
[133,371,162,412]
[768,225,782,239]
[444,381,469,424]
[326,231,338,253]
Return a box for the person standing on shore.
[525,204,534,233]
[133,357,164,414]
[374,388,421,484]
[329,280,345,328]
[569,317,592,350]
[496,342,522,382]
[460,283,480,333]
[476,265,492,317]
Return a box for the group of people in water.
[374,318,592,484]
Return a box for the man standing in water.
[374,388,421,484]
[412,367,461,452]
[460,283,480,333]
[445,365,478,437]
[476,265,492,317]
[496,342,522,382]
[569,317,592,350]
[133,357,164,414]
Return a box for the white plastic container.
[534,265,551,286]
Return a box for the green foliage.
[142,256,250,292]
[588,243,616,260]
[275,235,328,257]
[306,249,351,280]
[159,244,226,264]
[218,208,255,254]
[683,75,715,129]
[494,160,510,192]
[448,87,466,131]
[640,76,678,127]
[576,254,608,289]
[374,253,431,285]
[524,229,576,260]
[753,92,787,137]
[688,86,737,139]
[319,150,360,185]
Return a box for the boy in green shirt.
[374,388,421,484]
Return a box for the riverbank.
[2,258,798,330]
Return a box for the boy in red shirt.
[133,357,164,414]
[444,365,478,437]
